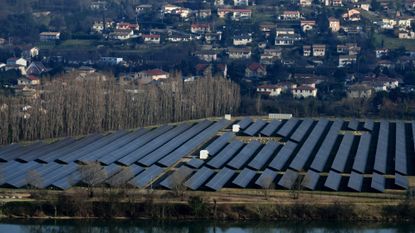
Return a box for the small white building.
[256,85,282,96]
[292,86,317,98]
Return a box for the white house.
[256,85,282,96]
[233,34,252,46]
[292,86,317,98]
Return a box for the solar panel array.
[0,118,412,193]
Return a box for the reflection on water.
[0,220,414,233]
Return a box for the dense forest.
[0,73,240,144]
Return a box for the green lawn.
[59,40,95,48]
[373,34,415,50]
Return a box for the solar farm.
[0,117,414,193]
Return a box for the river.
[0,220,414,233]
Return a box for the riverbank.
[0,188,414,222]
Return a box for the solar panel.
[289,119,329,171]
[331,133,354,173]
[207,140,244,169]
[290,119,314,142]
[205,167,235,191]
[1,142,46,162]
[413,121,415,154]
[78,129,149,163]
[16,138,76,162]
[99,125,174,165]
[227,141,261,169]
[347,172,363,192]
[255,168,277,188]
[158,119,231,167]
[347,119,359,131]
[244,120,267,136]
[373,121,389,174]
[309,119,343,172]
[260,120,282,136]
[7,163,63,188]
[128,165,164,188]
[268,141,297,170]
[184,166,215,190]
[38,163,79,189]
[106,164,144,187]
[117,123,192,166]
[159,166,194,190]
[352,133,371,173]
[371,172,385,192]
[37,134,103,163]
[395,173,409,189]
[0,144,21,160]
[248,141,280,170]
[0,161,41,185]
[186,158,205,168]
[324,170,342,191]
[232,168,256,188]
[56,130,128,163]
[395,121,407,174]
[237,117,253,129]
[138,120,212,166]
[363,120,374,131]
[51,169,81,190]
[204,132,235,156]
[278,169,299,189]
[276,119,299,137]
[301,170,320,190]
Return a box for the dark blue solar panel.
[395,121,407,174]
[331,134,354,173]
[255,169,277,188]
[207,140,244,169]
[232,168,256,188]
[244,120,267,136]
[186,158,205,168]
[38,163,78,188]
[371,172,385,192]
[395,173,408,189]
[347,172,363,192]
[277,119,299,137]
[184,166,215,190]
[268,141,297,170]
[347,119,359,130]
[352,133,371,173]
[364,120,374,131]
[205,167,235,191]
[106,164,144,187]
[290,119,314,142]
[128,165,164,188]
[237,117,253,129]
[17,138,76,162]
[227,141,261,169]
[373,121,389,174]
[159,166,194,190]
[301,170,320,190]
[260,120,282,136]
[309,120,343,172]
[278,169,299,189]
[248,141,280,170]
[289,119,329,171]
[204,132,235,156]
[324,170,342,191]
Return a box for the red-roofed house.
[245,63,267,78]
[138,69,170,84]
[143,34,161,44]
[191,23,212,33]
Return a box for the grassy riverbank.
[0,188,414,222]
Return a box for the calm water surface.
[0,220,414,233]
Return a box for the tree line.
[0,72,240,144]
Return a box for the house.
[256,85,282,96]
[17,76,40,86]
[191,23,211,34]
[259,23,275,37]
[328,17,341,32]
[277,81,298,92]
[109,29,134,40]
[260,48,282,64]
[362,76,399,90]
[92,21,114,33]
[312,44,326,57]
[116,22,139,31]
[338,55,357,67]
[218,8,252,20]
[347,84,373,98]
[300,0,312,7]
[292,86,317,98]
[143,34,161,44]
[398,18,413,28]
[245,63,267,78]
[280,11,301,20]
[377,60,394,69]
[303,45,312,56]
[233,34,252,46]
[337,43,361,55]
[163,4,192,18]
[138,69,170,84]
[39,32,60,41]
[99,57,123,65]
[167,32,191,42]
[196,9,212,18]
[7,57,27,67]
[381,18,397,29]
[375,48,389,58]
[398,29,415,39]
[228,47,251,59]
[26,62,47,76]
[275,28,301,46]
[343,9,361,21]
[215,0,224,5]
[233,0,249,6]
[300,20,316,32]
[135,4,152,14]
[90,1,107,10]
[195,50,219,62]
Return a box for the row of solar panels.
[160,165,408,192]
[0,119,231,167]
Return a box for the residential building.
[191,23,211,33]
[245,63,267,78]
[301,20,316,32]
[338,55,357,67]
[143,34,161,44]
[138,69,170,84]
[233,0,249,6]
[256,85,282,96]
[233,34,252,46]
[292,86,317,98]
[280,11,301,20]
[303,45,312,56]
[99,57,123,65]
[300,0,312,7]
[328,17,341,32]
[39,32,61,41]
[312,44,326,57]
[347,84,373,98]
[228,47,251,59]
